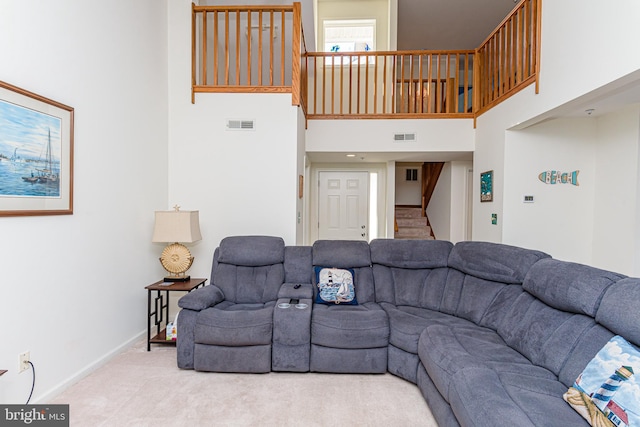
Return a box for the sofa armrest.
[278,282,314,300]
[178,285,225,311]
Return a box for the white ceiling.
[397,0,518,50]
[306,150,473,164]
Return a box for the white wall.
[427,163,451,240]
[426,160,472,243]
[0,0,168,403]
[306,118,474,153]
[500,108,640,274]
[502,118,597,263]
[168,0,304,280]
[592,105,640,275]
[473,0,640,244]
[395,162,421,205]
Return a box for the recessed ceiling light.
[346,154,356,157]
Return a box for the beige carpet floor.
[50,339,438,426]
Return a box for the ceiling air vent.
[393,132,417,142]
[226,119,255,131]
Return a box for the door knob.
[361,233,366,237]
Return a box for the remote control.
[293,284,301,289]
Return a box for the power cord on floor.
[25,361,35,404]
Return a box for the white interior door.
[318,171,369,241]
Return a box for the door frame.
[309,163,387,244]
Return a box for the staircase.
[394,207,434,240]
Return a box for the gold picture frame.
[0,80,74,216]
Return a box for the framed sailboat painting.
[0,80,74,216]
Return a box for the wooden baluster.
[313,56,317,114]
[247,11,252,85]
[340,55,344,114]
[383,55,387,114]
[463,53,469,113]
[436,54,441,113]
[365,54,369,114]
[223,10,229,85]
[446,54,451,112]
[331,54,335,114]
[400,55,405,113]
[409,54,418,113]
[270,10,274,86]
[392,55,396,114]
[418,54,424,113]
[349,54,353,114]
[213,11,219,85]
[532,0,542,93]
[331,56,336,114]
[524,0,530,78]
[291,4,301,105]
[357,55,361,114]
[373,54,378,114]
[202,11,207,86]
[191,6,196,102]
[322,56,326,115]
[516,6,522,85]
[454,53,459,113]
[426,53,433,113]
[492,36,498,101]
[258,11,263,86]
[281,10,286,86]
[236,10,240,85]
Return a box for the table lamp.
[152,206,202,282]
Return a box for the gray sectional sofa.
[177,235,640,427]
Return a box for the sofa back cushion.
[370,239,452,308]
[596,277,640,347]
[440,241,550,324]
[211,236,285,303]
[497,291,597,377]
[448,241,550,284]
[495,258,627,380]
[523,258,624,317]
[312,240,375,303]
[284,246,313,284]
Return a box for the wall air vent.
[226,119,255,131]
[393,132,417,142]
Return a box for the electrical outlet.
[19,351,30,373]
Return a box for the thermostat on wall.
[523,195,534,203]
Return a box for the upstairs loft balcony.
[191,0,541,120]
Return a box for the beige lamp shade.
[152,210,202,243]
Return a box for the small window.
[406,169,418,181]
[323,19,375,66]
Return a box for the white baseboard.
[34,330,146,404]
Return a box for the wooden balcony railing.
[305,50,474,119]
[475,0,541,114]
[191,3,306,107]
[191,0,541,120]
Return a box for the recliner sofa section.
[176,236,640,427]
[177,235,286,373]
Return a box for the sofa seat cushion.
[194,301,275,346]
[448,367,588,427]
[311,302,389,349]
[381,302,473,354]
[419,324,557,402]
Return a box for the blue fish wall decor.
[538,170,579,186]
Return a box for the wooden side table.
[145,278,207,351]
